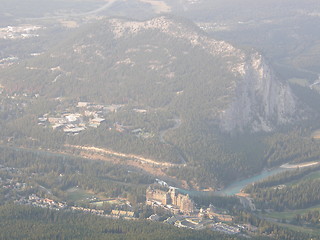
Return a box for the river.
[216,161,320,196]
[215,167,288,196]
[178,161,320,197]
[2,144,317,197]
[176,167,288,197]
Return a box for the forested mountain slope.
[1,16,300,132]
[0,16,315,188]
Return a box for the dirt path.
[1,143,183,187]
[25,0,120,20]
[280,161,320,169]
[139,0,171,14]
[160,118,181,143]
[65,145,183,187]
[67,144,181,167]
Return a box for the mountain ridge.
[1,15,300,132]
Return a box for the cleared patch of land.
[91,198,126,207]
[59,20,79,28]
[312,129,320,139]
[303,171,320,180]
[66,187,94,202]
[262,204,320,221]
[67,145,184,167]
[288,78,309,87]
[281,161,320,169]
[139,0,171,13]
[277,222,320,235]
[63,144,185,187]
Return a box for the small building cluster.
[199,205,233,222]
[37,101,154,138]
[111,210,135,219]
[71,206,104,215]
[174,217,207,230]
[146,186,195,214]
[0,166,26,191]
[16,194,67,210]
[38,102,121,135]
[0,25,41,40]
[0,56,19,67]
[145,184,242,234]
[211,222,241,234]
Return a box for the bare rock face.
[220,52,297,132]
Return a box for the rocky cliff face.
[220,52,297,132]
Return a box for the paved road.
[74,0,119,16]
[160,118,181,143]
[159,118,187,165]
[26,0,120,20]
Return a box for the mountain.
[107,17,300,132]
[0,16,312,188]
[1,16,299,132]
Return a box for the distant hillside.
[1,16,300,132]
[0,16,316,188]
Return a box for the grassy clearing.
[285,170,320,187]
[311,129,320,139]
[261,207,320,236]
[90,198,126,207]
[289,78,310,87]
[276,222,320,235]
[303,171,320,181]
[65,187,94,202]
[91,201,104,207]
[263,204,320,221]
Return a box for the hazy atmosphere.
[1,1,320,239]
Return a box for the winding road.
[159,118,187,165]
[159,118,181,143]
[26,0,121,20]
[72,0,120,17]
